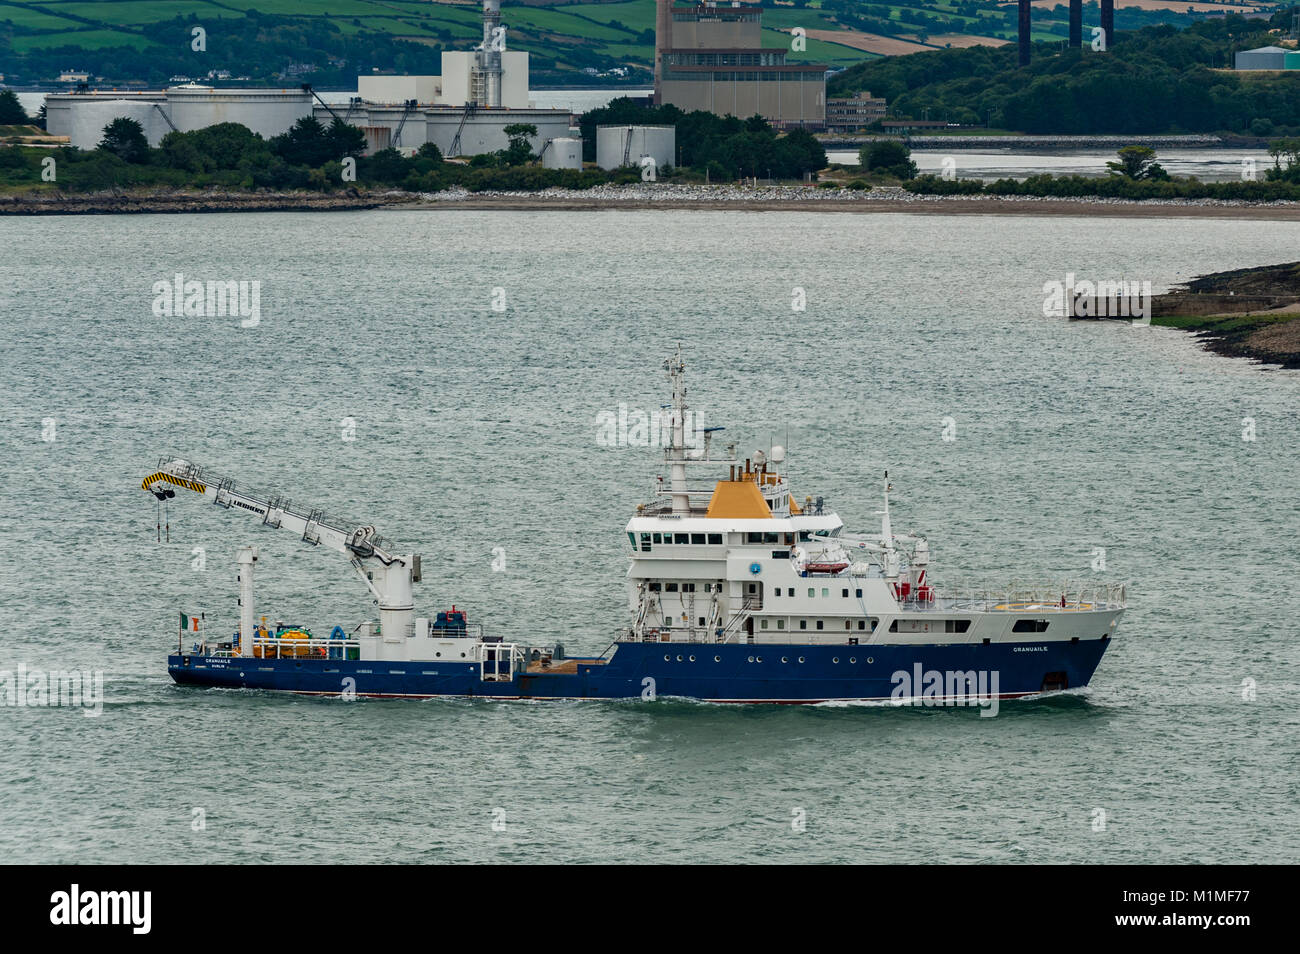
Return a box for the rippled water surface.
[1,209,1298,863]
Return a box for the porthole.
[798,656,805,663]
[867,657,873,664]
[832,657,840,664]
[435,652,441,658]
[676,655,682,661]
[689,655,696,662]
[849,657,856,664]
[664,655,671,661]
[714,655,721,662]
[747,656,755,663]
[781,656,788,663]
[460,653,466,658]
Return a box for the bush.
[859,140,917,179]
[904,174,985,195]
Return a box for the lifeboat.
[804,561,849,574]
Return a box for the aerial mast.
[664,345,690,514]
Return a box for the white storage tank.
[46,94,169,149]
[164,86,312,140]
[541,137,583,170]
[596,124,675,172]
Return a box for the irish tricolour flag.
[180,613,201,632]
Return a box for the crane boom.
[142,456,422,657]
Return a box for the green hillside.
[0,0,1232,86]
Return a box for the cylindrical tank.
[595,124,676,172]
[542,137,583,170]
[1286,51,1300,70]
[164,86,312,140]
[47,96,169,149]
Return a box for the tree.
[500,123,538,166]
[860,139,917,179]
[160,123,273,173]
[98,117,150,164]
[325,119,365,160]
[1106,145,1168,180]
[415,141,443,163]
[1265,139,1300,184]
[0,90,30,125]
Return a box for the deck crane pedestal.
[142,456,422,661]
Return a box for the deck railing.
[921,581,1128,612]
[187,637,363,659]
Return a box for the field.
[0,0,1271,83]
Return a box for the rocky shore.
[0,190,396,215]
[4,183,1300,219]
[393,184,1300,219]
[1151,262,1300,369]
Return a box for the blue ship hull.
[168,637,1111,703]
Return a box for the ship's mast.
[664,345,690,515]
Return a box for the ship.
[159,349,1126,706]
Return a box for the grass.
[14,28,156,51]
[29,1,234,25]
[5,0,1208,82]
[557,1,655,33]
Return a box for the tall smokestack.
[1069,0,1082,48]
[655,0,673,106]
[479,0,503,107]
[1100,0,1114,51]
[1018,0,1031,67]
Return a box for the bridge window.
[708,533,723,544]
[674,533,690,544]
[746,532,762,544]
[628,532,636,550]
[652,533,662,544]
[1012,619,1049,633]
[666,583,678,592]
[691,533,705,544]
[640,533,651,552]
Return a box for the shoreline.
[1149,262,1300,370]
[0,191,391,215]
[5,186,1300,219]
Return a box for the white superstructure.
[623,347,1127,649]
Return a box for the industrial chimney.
[655,0,673,105]
[477,0,503,108]
[1069,0,1082,48]
[1100,0,1115,51]
[1018,0,1031,67]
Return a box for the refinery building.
[45,1,575,159]
[654,0,827,129]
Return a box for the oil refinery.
[45,1,576,158]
